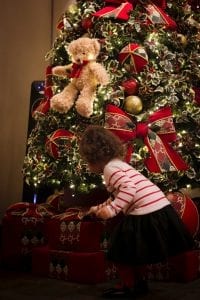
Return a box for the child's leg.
[134,265,148,281]
[134,265,149,295]
[102,264,149,298]
[102,263,134,298]
[116,263,135,288]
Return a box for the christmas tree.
[23,0,200,201]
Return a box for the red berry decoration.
[118,43,148,74]
[121,79,139,95]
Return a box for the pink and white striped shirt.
[102,158,170,217]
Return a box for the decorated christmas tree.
[23,0,200,202]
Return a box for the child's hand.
[96,206,110,220]
[87,206,99,215]
[79,206,99,220]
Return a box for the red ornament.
[121,78,139,95]
[81,17,93,30]
[166,191,199,237]
[118,43,148,73]
[45,129,75,159]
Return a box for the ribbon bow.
[105,104,189,173]
[69,61,88,78]
[94,0,166,20]
[93,0,176,30]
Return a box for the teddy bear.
[50,37,110,118]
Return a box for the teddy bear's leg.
[50,83,78,113]
[75,86,96,118]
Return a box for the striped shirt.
[102,158,170,217]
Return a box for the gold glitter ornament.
[124,96,143,115]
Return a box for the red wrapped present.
[147,250,200,282]
[166,191,199,237]
[46,207,105,252]
[32,246,50,276]
[1,202,53,269]
[147,261,171,281]
[169,250,200,282]
[32,246,118,284]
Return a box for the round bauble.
[118,43,148,74]
[124,96,143,115]
[121,79,139,95]
[45,129,75,159]
[166,191,199,237]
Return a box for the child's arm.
[86,197,113,216]
[96,206,111,219]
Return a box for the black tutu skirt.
[106,204,195,266]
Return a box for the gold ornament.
[177,34,187,47]
[124,96,143,115]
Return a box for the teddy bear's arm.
[52,64,73,77]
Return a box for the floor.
[0,270,200,300]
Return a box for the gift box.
[1,202,53,269]
[169,250,200,282]
[46,208,123,252]
[46,209,105,252]
[167,192,199,237]
[32,246,118,284]
[147,250,200,282]
[32,246,50,276]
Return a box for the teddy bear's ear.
[67,41,75,55]
[92,39,101,55]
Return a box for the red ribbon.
[94,1,133,20]
[105,104,189,173]
[104,0,166,10]
[69,61,88,78]
[93,0,177,30]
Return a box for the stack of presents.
[1,188,200,284]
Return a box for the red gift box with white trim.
[32,246,118,284]
[147,250,200,282]
[46,210,105,252]
[1,202,53,269]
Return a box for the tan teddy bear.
[50,37,110,118]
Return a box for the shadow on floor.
[0,270,200,300]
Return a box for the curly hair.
[79,125,125,165]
